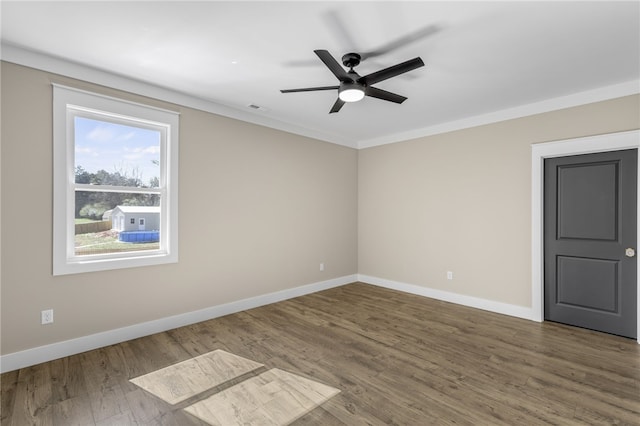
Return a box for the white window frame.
[53,85,179,275]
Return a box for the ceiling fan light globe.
[339,88,365,103]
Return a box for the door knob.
[626,248,636,258]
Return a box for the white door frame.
[531,129,640,343]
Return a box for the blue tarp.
[119,230,160,243]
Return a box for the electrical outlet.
[319,262,325,272]
[41,309,54,325]
[447,271,453,280]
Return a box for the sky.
[74,116,161,186]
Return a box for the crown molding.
[358,79,640,149]
[0,43,356,148]
[2,43,638,150]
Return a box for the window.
[53,85,179,275]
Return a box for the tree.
[75,166,91,184]
[74,166,92,216]
[75,166,159,219]
[79,202,112,220]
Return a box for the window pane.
[54,85,178,275]
[75,191,160,256]
[75,116,161,188]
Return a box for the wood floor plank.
[94,410,138,426]
[87,384,130,423]
[9,363,53,426]
[2,282,639,425]
[0,370,18,424]
[124,388,164,425]
[80,348,124,396]
[49,356,87,404]
[165,325,217,358]
[51,395,95,426]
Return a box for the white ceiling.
[2,1,639,148]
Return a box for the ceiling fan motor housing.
[342,52,362,68]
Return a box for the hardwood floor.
[2,282,639,425]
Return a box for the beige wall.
[359,95,640,307]
[2,60,639,358]
[0,62,358,355]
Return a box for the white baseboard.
[0,275,357,373]
[1,274,537,372]
[358,274,535,321]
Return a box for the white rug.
[131,349,340,425]
[130,349,263,404]
[184,368,340,425]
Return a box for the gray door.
[544,149,637,338]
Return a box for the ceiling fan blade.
[329,98,345,114]
[365,87,407,104]
[360,25,441,60]
[360,57,425,86]
[323,10,361,53]
[322,10,440,62]
[314,50,351,82]
[280,86,339,93]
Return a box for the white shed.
[111,206,160,232]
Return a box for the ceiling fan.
[280,50,425,113]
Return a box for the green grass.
[75,230,159,255]
[75,218,100,224]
